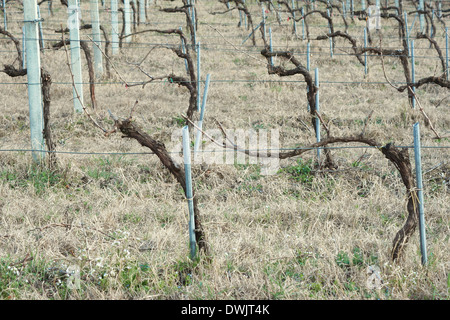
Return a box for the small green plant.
[344,281,358,292]
[336,247,378,270]
[119,263,152,293]
[375,117,384,125]
[172,116,186,127]
[270,85,282,93]
[252,122,266,130]
[335,251,351,269]
[172,258,199,287]
[121,212,143,224]
[0,166,65,195]
[86,166,116,180]
[351,247,364,267]
[279,159,314,184]
[351,160,370,171]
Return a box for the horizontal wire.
[0,80,415,85]
[1,145,449,157]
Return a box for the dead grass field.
[0,1,449,300]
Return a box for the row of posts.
[266,2,429,265]
[15,0,432,264]
[19,0,203,260]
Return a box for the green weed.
[278,159,314,184]
[0,166,65,195]
[336,247,378,270]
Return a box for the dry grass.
[0,1,449,300]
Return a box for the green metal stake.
[411,40,416,108]
[327,9,333,58]
[24,0,45,163]
[262,5,266,41]
[68,0,84,113]
[139,0,146,23]
[446,27,449,81]
[291,0,297,36]
[182,126,197,260]
[191,0,197,50]
[243,0,247,29]
[315,68,320,162]
[180,27,189,74]
[430,9,434,48]
[111,0,119,55]
[269,27,273,66]
[419,0,424,33]
[2,0,6,31]
[37,5,44,51]
[90,0,103,78]
[22,27,26,69]
[306,42,310,112]
[124,0,131,43]
[307,42,310,71]
[242,21,262,45]
[194,74,211,160]
[131,0,137,28]
[404,12,410,55]
[413,122,427,266]
[197,42,201,112]
[301,7,305,40]
[364,27,368,75]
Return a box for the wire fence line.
[1,1,448,164]
[1,1,448,69]
[0,78,445,85]
[3,36,450,55]
[1,144,449,157]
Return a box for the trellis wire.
[2,2,449,165]
[1,144,449,156]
